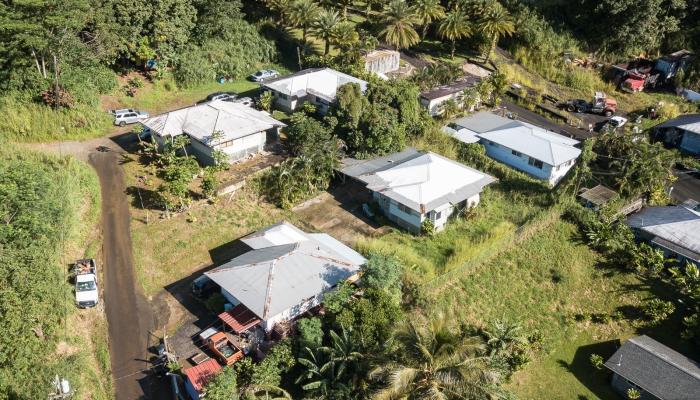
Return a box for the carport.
[218,304,261,334]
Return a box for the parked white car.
[207,92,237,102]
[249,69,279,82]
[114,110,149,126]
[74,259,99,308]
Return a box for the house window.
[528,157,543,169]
[278,93,289,100]
[397,203,414,215]
[511,150,522,157]
[488,141,497,147]
[433,210,442,220]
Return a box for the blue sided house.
[449,112,582,186]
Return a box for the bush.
[205,293,227,313]
[421,219,436,236]
[642,299,675,323]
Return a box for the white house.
[261,68,367,114]
[451,112,581,185]
[340,148,495,233]
[141,101,285,165]
[363,49,400,77]
[204,222,366,332]
[419,74,482,117]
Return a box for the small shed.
[183,358,222,400]
[578,185,618,210]
[604,335,700,400]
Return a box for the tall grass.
[0,96,112,142]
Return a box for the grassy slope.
[429,219,683,399]
[0,148,110,399]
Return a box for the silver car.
[249,69,279,82]
[114,110,149,126]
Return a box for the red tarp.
[218,304,261,334]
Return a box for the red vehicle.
[206,332,244,366]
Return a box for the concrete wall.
[680,130,700,155]
[481,140,575,185]
[271,91,299,112]
[364,51,400,75]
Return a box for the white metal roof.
[655,114,700,134]
[141,101,285,146]
[452,112,581,166]
[341,150,495,213]
[262,68,367,101]
[627,205,700,259]
[205,222,366,320]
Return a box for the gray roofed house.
[654,114,700,155]
[627,204,700,265]
[604,335,700,400]
[339,148,495,233]
[204,222,366,331]
[450,112,581,186]
[261,68,367,115]
[141,101,285,164]
[419,74,483,116]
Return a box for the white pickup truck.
[74,259,99,308]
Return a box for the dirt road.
[90,148,156,400]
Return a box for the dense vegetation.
[0,149,101,399]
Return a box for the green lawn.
[427,219,688,399]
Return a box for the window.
[397,203,414,215]
[528,157,543,169]
[278,93,288,100]
[511,150,522,157]
[488,141,497,147]
[433,210,442,220]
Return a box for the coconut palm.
[289,0,321,43]
[334,0,353,19]
[331,21,360,51]
[311,9,341,55]
[264,0,293,24]
[477,1,515,63]
[371,316,497,399]
[379,0,420,50]
[411,0,446,39]
[437,10,471,59]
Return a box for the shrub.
[590,353,605,370]
[642,299,675,323]
[205,293,226,313]
[421,219,436,236]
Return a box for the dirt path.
[90,148,156,400]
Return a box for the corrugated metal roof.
[442,126,480,143]
[205,222,366,320]
[453,112,581,166]
[655,114,700,134]
[604,335,700,399]
[340,150,495,213]
[627,205,700,259]
[141,101,285,145]
[183,358,222,392]
[578,185,618,206]
[262,68,367,100]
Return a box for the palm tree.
[438,10,471,59]
[372,316,497,399]
[379,0,420,50]
[289,0,320,43]
[311,9,341,55]
[411,0,446,39]
[331,21,359,51]
[334,0,353,19]
[477,2,515,63]
[264,0,293,24]
[320,328,363,384]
